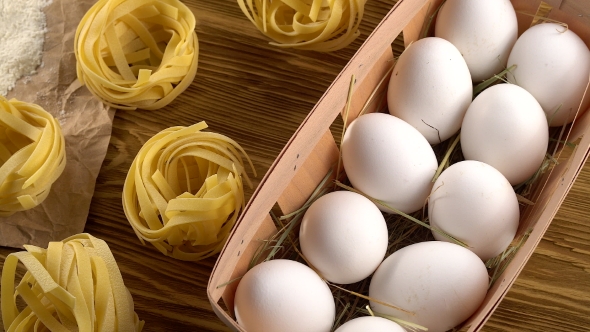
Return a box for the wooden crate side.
[208,214,277,331]
[276,46,394,231]
[210,45,399,331]
[513,0,590,43]
[343,48,395,123]
[277,130,339,215]
[569,107,590,142]
[208,0,430,319]
[219,213,278,316]
[208,0,430,329]
[402,0,431,46]
[550,8,590,48]
[513,1,540,34]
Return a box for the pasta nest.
[122,122,256,261]
[1,233,144,332]
[74,0,199,110]
[237,0,368,51]
[0,96,66,217]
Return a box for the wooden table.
[1,0,590,331]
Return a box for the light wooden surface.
[1,0,590,331]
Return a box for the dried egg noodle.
[0,96,66,217]
[122,122,255,261]
[1,233,144,332]
[237,0,367,51]
[74,0,199,110]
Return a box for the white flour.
[0,0,52,96]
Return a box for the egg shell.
[369,241,488,332]
[429,160,520,261]
[300,191,388,284]
[461,83,549,185]
[341,113,438,214]
[435,0,518,82]
[335,316,406,332]
[387,37,472,144]
[507,23,590,126]
[234,259,335,332]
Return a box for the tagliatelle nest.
[74,0,199,110]
[0,96,66,217]
[122,122,255,261]
[238,0,368,52]
[1,233,144,332]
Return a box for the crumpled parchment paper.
[0,0,114,248]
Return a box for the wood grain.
[484,167,590,332]
[1,0,589,331]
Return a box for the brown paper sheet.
[0,0,114,248]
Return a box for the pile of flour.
[0,0,52,96]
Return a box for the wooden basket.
[207,0,590,330]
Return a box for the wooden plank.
[1,1,590,331]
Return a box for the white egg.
[429,160,520,261]
[341,113,438,214]
[369,241,488,332]
[300,191,388,284]
[435,0,518,82]
[387,37,472,144]
[461,84,549,185]
[335,316,406,332]
[507,23,590,126]
[234,259,335,332]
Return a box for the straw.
[334,181,468,248]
